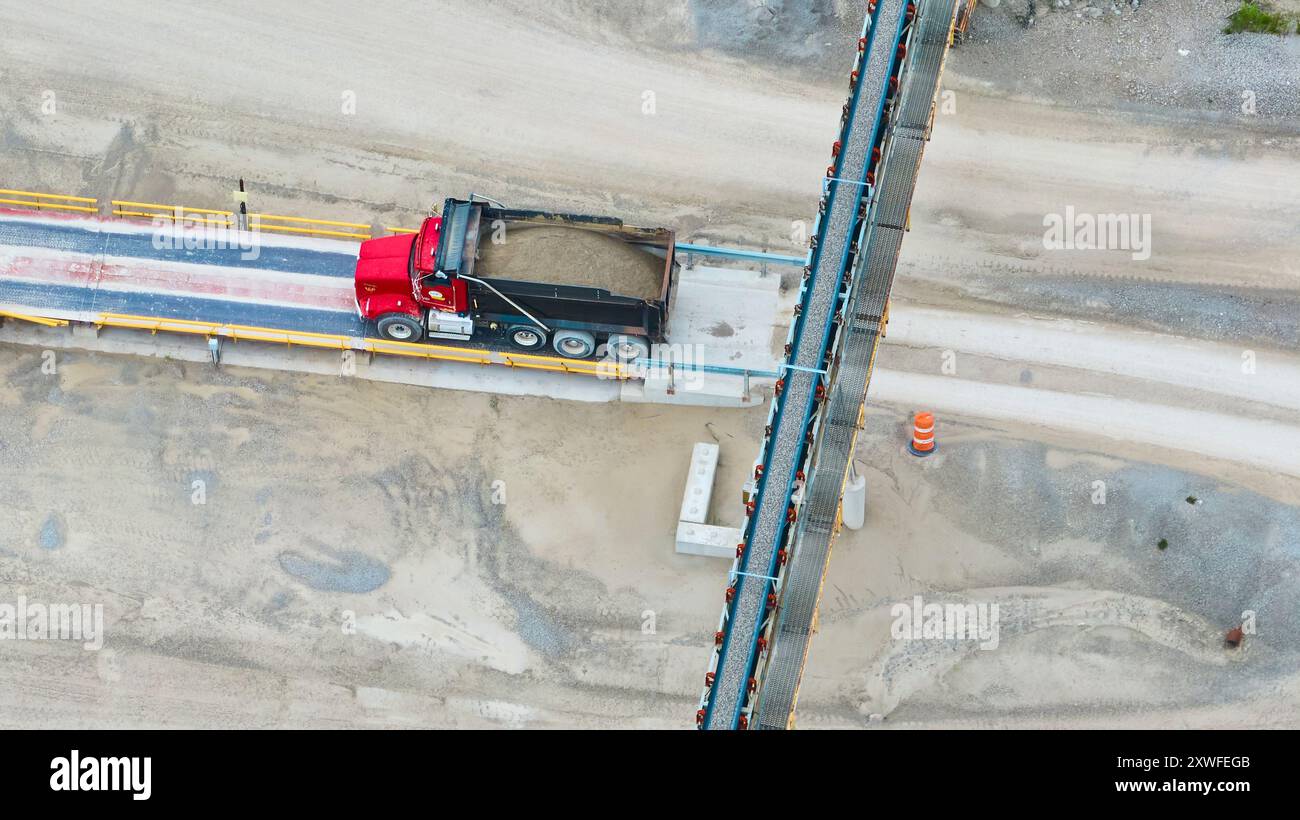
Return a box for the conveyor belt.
[754,0,961,730]
[698,0,960,730]
[699,0,912,731]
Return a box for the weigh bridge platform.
[1,210,802,387]
[0,210,634,380]
[698,0,960,730]
[0,210,368,335]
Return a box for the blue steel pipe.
[674,243,808,267]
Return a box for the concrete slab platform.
[621,265,780,406]
[666,264,781,373]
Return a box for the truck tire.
[377,313,424,342]
[605,334,650,362]
[507,325,548,351]
[552,329,596,359]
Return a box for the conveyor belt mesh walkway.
[756,0,960,730]
[698,0,960,730]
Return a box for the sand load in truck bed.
[474,224,665,301]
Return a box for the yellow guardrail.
[109,202,373,239]
[0,309,70,327]
[93,313,630,379]
[249,213,372,240]
[0,188,99,214]
[10,185,426,242]
[111,200,235,226]
[98,313,352,349]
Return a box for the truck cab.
[354,215,471,342]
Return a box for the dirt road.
[889,306,1300,409]
[2,0,1297,339]
[1,1,1298,729]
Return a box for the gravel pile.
[955,0,1300,119]
[489,0,1300,119]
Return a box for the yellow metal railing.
[0,309,70,327]
[93,313,631,379]
[111,200,235,226]
[109,202,373,239]
[98,314,351,349]
[248,213,372,240]
[0,188,98,214]
[10,185,422,243]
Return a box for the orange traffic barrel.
[908,411,936,456]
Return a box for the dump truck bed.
[475,223,666,301]
[437,199,674,305]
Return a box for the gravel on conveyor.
[704,0,909,730]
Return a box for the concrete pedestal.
[842,469,866,531]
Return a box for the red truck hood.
[355,232,416,288]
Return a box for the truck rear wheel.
[552,329,596,359]
[507,325,548,351]
[377,313,424,342]
[605,334,650,362]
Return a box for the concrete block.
[675,522,742,559]
[624,369,755,407]
[680,442,719,524]
[842,470,866,530]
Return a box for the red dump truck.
[354,196,676,360]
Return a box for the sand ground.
[0,0,1297,728]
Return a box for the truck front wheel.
[507,325,548,351]
[377,313,424,342]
